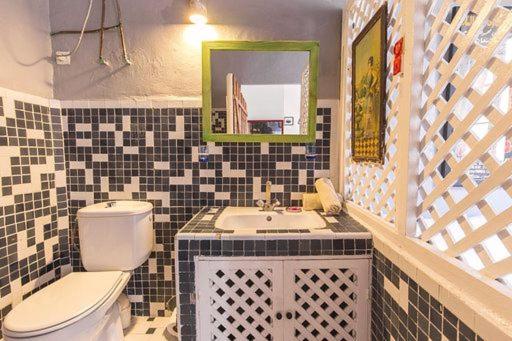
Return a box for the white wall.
[283,85,301,134]
[242,84,301,134]
[242,85,285,120]
[0,0,54,98]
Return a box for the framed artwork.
[248,120,284,135]
[284,117,294,126]
[351,4,387,163]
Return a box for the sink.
[215,207,326,230]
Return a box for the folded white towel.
[302,193,323,211]
[315,178,342,215]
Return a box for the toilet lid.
[77,200,153,217]
[3,271,124,334]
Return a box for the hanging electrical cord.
[51,0,131,65]
[98,0,108,65]
[60,0,95,57]
[114,0,131,64]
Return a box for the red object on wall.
[393,37,404,76]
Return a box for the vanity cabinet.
[196,257,370,341]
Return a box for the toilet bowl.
[3,272,130,341]
[2,201,154,341]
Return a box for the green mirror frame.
[202,41,319,143]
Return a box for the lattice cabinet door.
[196,259,285,341]
[282,259,370,341]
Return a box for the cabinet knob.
[286,311,293,320]
[276,312,282,320]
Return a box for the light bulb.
[189,0,207,25]
[189,13,207,25]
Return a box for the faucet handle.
[272,199,281,208]
[256,199,265,208]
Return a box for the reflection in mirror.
[210,50,310,135]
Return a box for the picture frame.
[351,4,387,163]
[284,116,294,126]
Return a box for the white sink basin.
[215,207,326,230]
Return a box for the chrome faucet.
[257,180,281,211]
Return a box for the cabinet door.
[196,259,284,341]
[283,259,370,341]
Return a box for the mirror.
[202,41,319,143]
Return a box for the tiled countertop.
[176,206,371,240]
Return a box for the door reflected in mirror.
[203,41,319,143]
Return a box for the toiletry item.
[302,193,323,211]
[286,207,302,213]
[315,178,342,215]
[199,145,209,162]
[305,144,317,160]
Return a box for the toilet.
[2,201,154,341]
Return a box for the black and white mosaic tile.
[62,106,332,316]
[372,249,483,341]
[0,96,70,337]
[0,94,492,341]
[211,110,227,133]
[124,316,174,340]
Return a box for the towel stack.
[310,178,342,215]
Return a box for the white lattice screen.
[416,1,512,287]
[343,0,512,289]
[197,261,280,341]
[196,258,370,341]
[343,0,404,225]
[290,268,359,340]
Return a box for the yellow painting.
[352,5,387,163]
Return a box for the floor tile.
[124,316,176,341]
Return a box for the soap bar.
[302,193,323,211]
[286,207,302,213]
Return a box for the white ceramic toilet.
[2,201,154,341]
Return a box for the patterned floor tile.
[124,317,176,341]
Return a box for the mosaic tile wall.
[62,106,332,316]
[372,249,483,341]
[0,97,69,336]
[211,110,227,133]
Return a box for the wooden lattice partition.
[416,0,512,286]
[343,0,512,288]
[343,0,404,225]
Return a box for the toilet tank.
[77,201,154,271]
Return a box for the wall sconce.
[189,0,208,25]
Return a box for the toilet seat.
[3,271,130,339]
